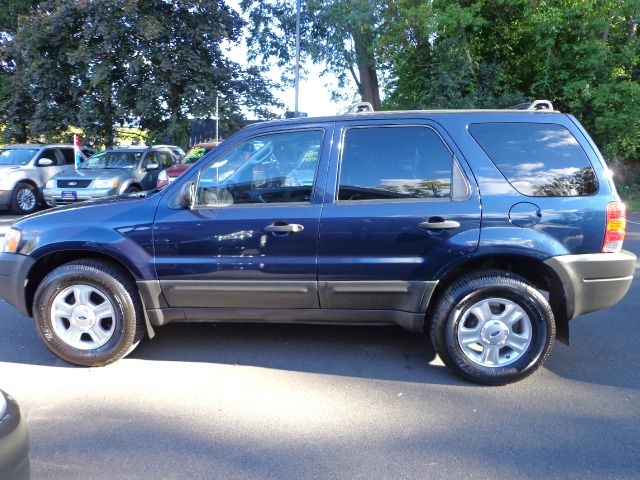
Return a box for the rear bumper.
[0,392,30,480]
[0,253,34,317]
[544,251,636,320]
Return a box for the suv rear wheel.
[10,182,38,214]
[430,270,555,385]
[33,259,144,366]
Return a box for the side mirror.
[171,181,195,209]
[38,158,54,166]
[145,163,160,171]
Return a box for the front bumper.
[43,187,118,206]
[0,392,30,480]
[545,250,636,320]
[0,253,35,317]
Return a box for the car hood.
[0,165,27,173]
[53,168,133,181]
[15,189,160,223]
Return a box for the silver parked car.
[0,144,87,214]
[43,147,178,206]
[0,390,29,480]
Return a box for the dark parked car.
[0,101,635,385]
[43,146,179,206]
[0,390,29,480]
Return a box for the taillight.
[602,201,626,253]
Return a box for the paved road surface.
[0,212,639,479]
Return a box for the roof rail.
[507,100,554,111]
[352,102,374,113]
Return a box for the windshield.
[0,148,37,166]
[179,146,214,166]
[81,151,142,169]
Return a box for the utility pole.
[294,0,301,116]
[215,94,219,143]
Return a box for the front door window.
[195,129,323,207]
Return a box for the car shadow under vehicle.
[129,323,470,386]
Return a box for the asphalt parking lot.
[1,212,639,480]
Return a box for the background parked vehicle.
[0,390,29,480]
[0,144,88,214]
[43,146,179,206]
[0,103,635,385]
[157,142,221,189]
[151,145,186,159]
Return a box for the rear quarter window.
[469,122,598,196]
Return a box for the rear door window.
[469,122,598,196]
[338,126,453,201]
[59,148,75,165]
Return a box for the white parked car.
[0,144,88,214]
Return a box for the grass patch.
[624,198,640,213]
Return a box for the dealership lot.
[1,212,639,479]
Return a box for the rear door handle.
[418,219,461,230]
[264,222,304,233]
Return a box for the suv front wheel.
[430,271,555,385]
[33,259,144,366]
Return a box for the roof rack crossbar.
[507,99,554,111]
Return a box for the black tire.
[10,182,38,214]
[33,259,145,366]
[430,270,555,385]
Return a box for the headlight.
[1,228,21,253]
[94,179,118,189]
[158,170,167,182]
[45,179,56,188]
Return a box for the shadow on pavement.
[130,323,466,386]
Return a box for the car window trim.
[334,124,460,204]
[191,127,326,210]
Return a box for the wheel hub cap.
[50,285,116,350]
[481,320,509,345]
[70,305,96,329]
[456,297,533,367]
[17,188,35,211]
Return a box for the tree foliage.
[242,0,384,109]
[379,0,640,161]
[1,0,279,146]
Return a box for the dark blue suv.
[0,102,635,384]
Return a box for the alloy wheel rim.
[17,188,36,211]
[456,297,532,367]
[51,285,116,350]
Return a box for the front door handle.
[418,218,461,230]
[264,222,304,233]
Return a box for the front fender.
[13,197,159,280]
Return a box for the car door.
[35,148,67,185]
[317,119,481,313]
[152,123,333,311]
[140,151,162,190]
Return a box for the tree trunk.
[103,86,114,148]
[352,30,381,110]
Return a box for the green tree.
[379,0,640,162]
[0,0,41,141]
[132,0,280,145]
[2,0,280,146]
[242,0,383,109]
